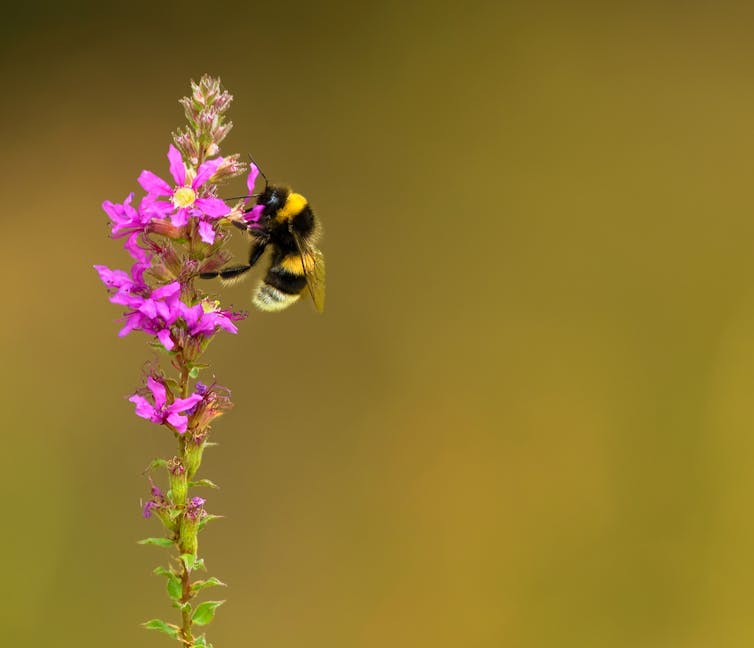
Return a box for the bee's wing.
[290,227,326,313]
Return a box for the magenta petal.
[130,262,148,287]
[129,395,156,420]
[151,282,181,300]
[195,197,230,218]
[94,265,130,288]
[141,196,174,217]
[170,208,190,227]
[147,376,167,410]
[157,329,175,350]
[118,312,144,336]
[197,220,216,244]
[138,299,157,319]
[170,393,203,412]
[244,204,265,224]
[216,317,238,334]
[124,233,151,265]
[166,412,188,434]
[245,164,259,203]
[193,157,223,188]
[154,301,170,321]
[168,144,186,186]
[111,292,143,308]
[138,170,172,197]
[183,303,202,327]
[102,195,128,222]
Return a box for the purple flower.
[137,145,230,235]
[184,381,234,427]
[116,282,183,350]
[94,261,149,309]
[180,300,241,337]
[129,376,204,434]
[186,496,206,520]
[142,480,168,518]
[102,193,166,237]
[95,234,153,308]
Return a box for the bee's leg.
[199,265,251,280]
[249,241,267,267]
[199,241,267,281]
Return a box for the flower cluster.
[96,75,247,647]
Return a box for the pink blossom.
[94,257,150,309]
[129,376,203,434]
[185,496,206,520]
[137,145,230,230]
[102,193,164,237]
[180,301,242,337]
[115,282,183,350]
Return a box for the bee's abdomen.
[252,263,307,312]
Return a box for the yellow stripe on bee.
[275,192,308,221]
[280,253,315,275]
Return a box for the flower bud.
[179,496,206,556]
[183,437,205,479]
[168,457,188,505]
[149,219,185,240]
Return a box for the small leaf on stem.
[190,478,220,489]
[142,619,180,638]
[138,537,174,547]
[192,600,225,626]
[191,577,227,593]
[166,574,183,600]
[198,514,224,530]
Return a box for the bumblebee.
[201,179,325,313]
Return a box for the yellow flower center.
[202,300,221,313]
[172,186,196,208]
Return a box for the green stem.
[177,349,195,645]
[179,560,194,646]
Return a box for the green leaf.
[175,601,192,613]
[188,365,205,378]
[198,514,223,530]
[193,635,213,648]
[138,537,174,547]
[166,574,183,600]
[189,479,220,489]
[148,341,175,355]
[153,566,171,577]
[192,600,224,626]
[191,577,227,594]
[148,458,169,470]
[180,553,198,571]
[142,619,179,638]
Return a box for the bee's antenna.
[220,154,268,203]
[223,193,261,201]
[248,153,269,189]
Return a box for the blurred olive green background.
[4,0,754,646]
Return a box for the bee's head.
[257,185,290,216]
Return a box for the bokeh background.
[4,1,754,646]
